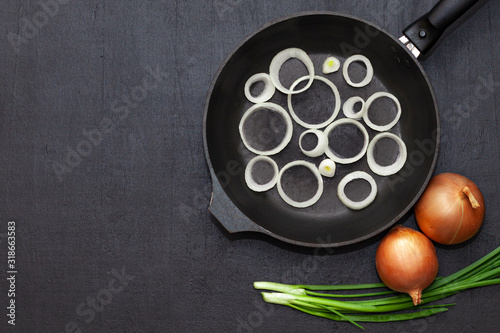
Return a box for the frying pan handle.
[208,175,264,234]
[402,0,485,58]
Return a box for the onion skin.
[376,225,439,305]
[415,173,485,245]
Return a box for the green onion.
[254,246,500,329]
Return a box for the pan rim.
[202,11,441,247]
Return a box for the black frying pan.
[203,0,484,247]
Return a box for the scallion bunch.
[254,246,500,329]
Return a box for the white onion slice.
[343,96,366,120]
[269,48,315,95]
[322,56,341,74]
[299,129,328,158]
[277,160,323,208]
[323,118,369,164]
[337,171,377,210]
[239,102,293,156]
[287,75,341,129]
[367,132,407,176]
[363,92,402,132]
[342,54,374,88]
[244,73,276,103]
[244,155,279,192]
[319,159,336,177]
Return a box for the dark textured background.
[0,0,499,332]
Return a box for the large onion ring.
[323,118,369,164]
[342,96,366,120]
[363,92,402,132]
[367,133,407,176]
[244,155,279,192]
[299,129,328,158]
[277,160,323,208]
[244,73,276,103]
[287,75,341,129]
[269,48,315,95]
[337,171,377,210]
[239,102,293,156]
[342,54,374,88]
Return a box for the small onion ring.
[299,129,328,158]
[342,54,374,88]
[322,56,341,74]
[277,160,323,208]
[323,118,369,164]
[319,159,336,177]
[244,155,279,192]
[367,132,407,176]
[269,48,315,95]
[363,92,402,132]
[239,102,293,156]
[244,73,276,103]
[337,171,377,210]
[287,75,341,129]
[343,96,366,120]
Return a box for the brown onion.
[415,173,485,245]
[375,225,439,305]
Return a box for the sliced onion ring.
[323,118,369,164]
[277,160,323,208]
[319,159,336,177]
[367,132,407,176]
[287,75,341,129]
[239,102,293,156]
[244,156,279,192]
[338,171,377,210]
[322,56,341,74]
[299,129,328,158]
[269,48,315,95]
[244,73,276,103]
[342,54,374,88]
[343,96,366,120]
[363,92,402,132]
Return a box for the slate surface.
[0,1,499,332]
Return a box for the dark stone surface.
[0,1,498,332]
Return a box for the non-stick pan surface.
[204,12,440,247]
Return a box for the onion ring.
[342,54,374,88]
[239,102,293,156]
[319,159,336,177]
[269,48,315,95]
[342,96,366,120]
[287,75,341,129]
[323,118,369,164]
[277,160,323,208]
[363,92,402,132]
[337,171,377,210]
[299,129,328,158]
[367,132,407,176]
[244,155,279,192]
[322,56,341,74]
[244,73,276,103]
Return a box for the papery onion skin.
[415,173,485,245]
[376,225,439,306]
